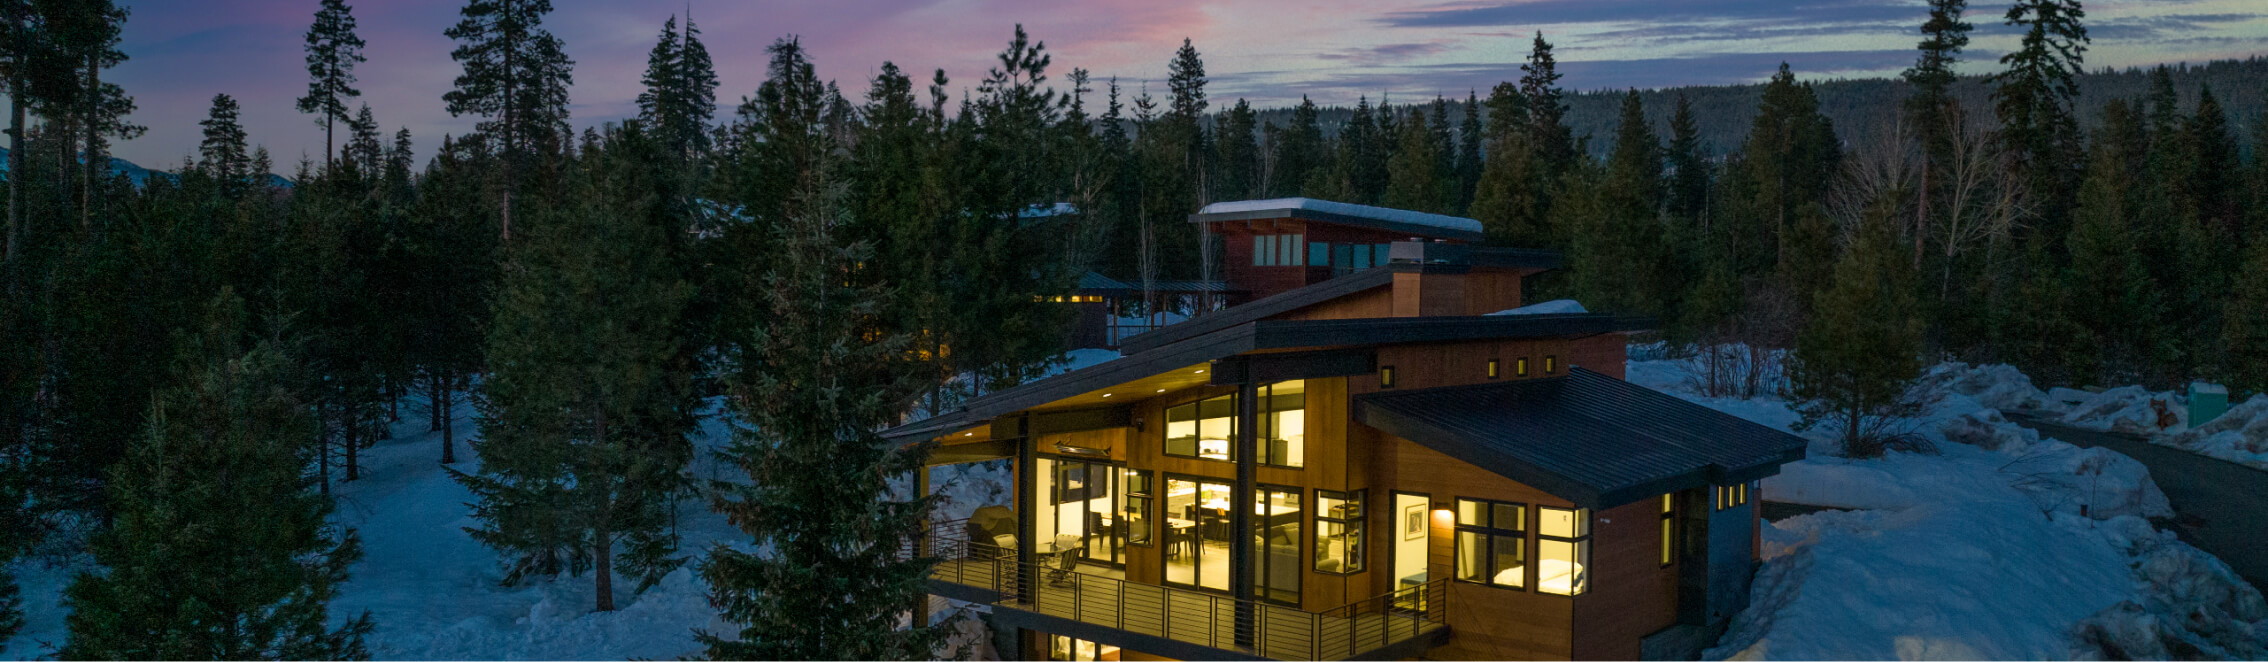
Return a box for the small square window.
[1517,357,1529,377]
[1380,366,1397,389]
[1545,355,1558,374]
[1487,359,1501,379]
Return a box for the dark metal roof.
[1190,198,1488,242]
[1354,368,1808,509]
[882,313,1652,441]
[1075,272,1238,295]
[1077,272,1133,293]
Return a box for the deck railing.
[919,519,1447,660]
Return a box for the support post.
[1015,421,1038,603]
[914,464,932,628]
[1231,380,1259,647]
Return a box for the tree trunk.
[593,403,615,612]
[324,111,335,174]
[82,52,97,231]
[439,374,456,464]
[319,401,333,496]
[428,371,444,432]
[5,4,22,265]
[345,402,361,482]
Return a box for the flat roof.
[1354,369,1808,509]
[1191,198,1487,242]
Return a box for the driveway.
[2004,412,2268,596]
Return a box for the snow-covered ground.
[1628,357,2268,659]
[4,389,1015,660]
[1924,364,2268,472]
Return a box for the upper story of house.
[1194,198,1513,300]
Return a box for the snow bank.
[1625,351,2254,660]
[2061,385,2186,435]
[1485,299,1587,316]
[2151,394,2268,472]
[1710,503,2139,660]
[2070,524,2268,660]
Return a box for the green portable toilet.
[2189,382,2227,427]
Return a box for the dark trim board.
[1209,348,1377,386]
[925,578,1004,605]
[929,439,1017,466]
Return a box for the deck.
[926,545,1446,660]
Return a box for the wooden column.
[1016,420,1038,603]
[913,464,932,628]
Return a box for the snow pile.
[2151,394,2268,472]
[1711,502,2138,660]
[2060,385,2187,435]
[1485,299,1587,316]
[2070,523,2268,660]
[1913,362,2058,414]
[1622,352,2251,660]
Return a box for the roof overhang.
[1352,369,1808,509]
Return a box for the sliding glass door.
[1164,477,1233,591]
[1252,486,1301,605]
[1036,457,1126,567]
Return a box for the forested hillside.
[4,0,2268,657]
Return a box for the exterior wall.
[1214,216,1472,300]
[1569,499,1680,660]
[1706,498,1758,625]
[1367,433,1577,660]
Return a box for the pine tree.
[1989,0,2088,239]
[297,0,364,172]
[2221,239,2268,397]
[404,135,498,465]
[1518,32,1574,175]
[1272,96,1324,198]
[1789,202,1925,457]
[459,125,696,611]
[1569,90,1673,317]
[198,93,250,191]
[0,0,43,263]
[1903,0,1971,270]
[40,0,140,227]
[1470,127,1545,245]
[443,0,575,241]
[1732,64,1841,283]
[1330,96,1387,204]
[343,103,382,178]
[1215,99,1258,201]
[1664,93,1708,223]
[636,14,718,160]
[1385,108,1444,213]
[2065,99,2164,385]
[698,96,952,662]
[1455,90,1483,214]
[60,291,373,660]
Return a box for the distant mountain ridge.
[1246,56,2268,158]
[0,146,290,188]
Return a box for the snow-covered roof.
[1486,299,1588,316]
[1192,197,1485,238]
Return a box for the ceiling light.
[1102,393,1113,398]
[1157,388,1166,393]
[964,432,974,437]
[1195,369,1206,374]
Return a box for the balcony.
[919,521,1448,660]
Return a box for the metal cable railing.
[919,519,1448,660]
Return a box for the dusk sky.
[73,0,2268,168]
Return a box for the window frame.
[1545,355,1558,374]
[1256,380,1306,469]
[1315,489,1366,575]
[1379,365,1396,389]
[1659,493,1676,567]
[1487,358,1501,379]
[1163,393,1238,462]
[1124,468,1156,547]
[1535,506,1591,596]
[1452,497,1528,590]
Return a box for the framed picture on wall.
[1403,503,1426,541]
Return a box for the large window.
[1258,380,1305,468]
[1165,394,1237,461]
[1254,234,1306,267]
[1253,486,1302,605]
[1453,498,1526,588]
[1316,490,1366,574]
[1538,506,1590,596]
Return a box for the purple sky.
[71,0,2268,168]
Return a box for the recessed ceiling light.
[964,432,974,437]
[1195,369,1206,374]
[1102,393,1113,398]
[1156,388,1166,393]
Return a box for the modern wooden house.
[893,199,1807,661]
